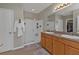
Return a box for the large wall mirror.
[54,14,64,32]
[47,4,79,34]
[77,16,79,33]
[54,9,73,33]
[45,14,55,32]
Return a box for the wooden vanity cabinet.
[45,35,53,54]
[41,33,46,48]
[65,45,79,55]
[53,37,65,55]
[41,32,79,55]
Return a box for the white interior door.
[24,19,35,44]
[0,8,14,53]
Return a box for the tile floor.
[0,43,50,55]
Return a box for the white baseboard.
[0,49,12,53]
[13,41,40,50]
[24,41,40,46]
[13,45,24,50]
[0,41,40,53]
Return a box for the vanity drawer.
[62,38,79,49]
[65,45,79,55]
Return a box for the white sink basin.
[44,32,54,34]
[61,34,79,39]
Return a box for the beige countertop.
[43,32,79,43]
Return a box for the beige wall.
[48,14,55,21]
[24,11,38,20]
[37,3,59,20]
[0,4,38,20]
[0,4,24,21]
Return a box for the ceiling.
[22,3,52,13]
[0,3,53,13]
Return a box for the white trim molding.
[13,45,24,50]
[12,41,40,50]
[24,41,40,46]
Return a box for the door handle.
[9,32,12,34]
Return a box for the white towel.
[14,20,25,37]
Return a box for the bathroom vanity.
[41,32,79,55]
[40,4,79,55]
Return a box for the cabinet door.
[65,45,79,55]
[41,37,46,48]
[41,33,46,48]
[45,37,53,54]
[53,39,65,55]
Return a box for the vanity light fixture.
[55,3,71,11]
